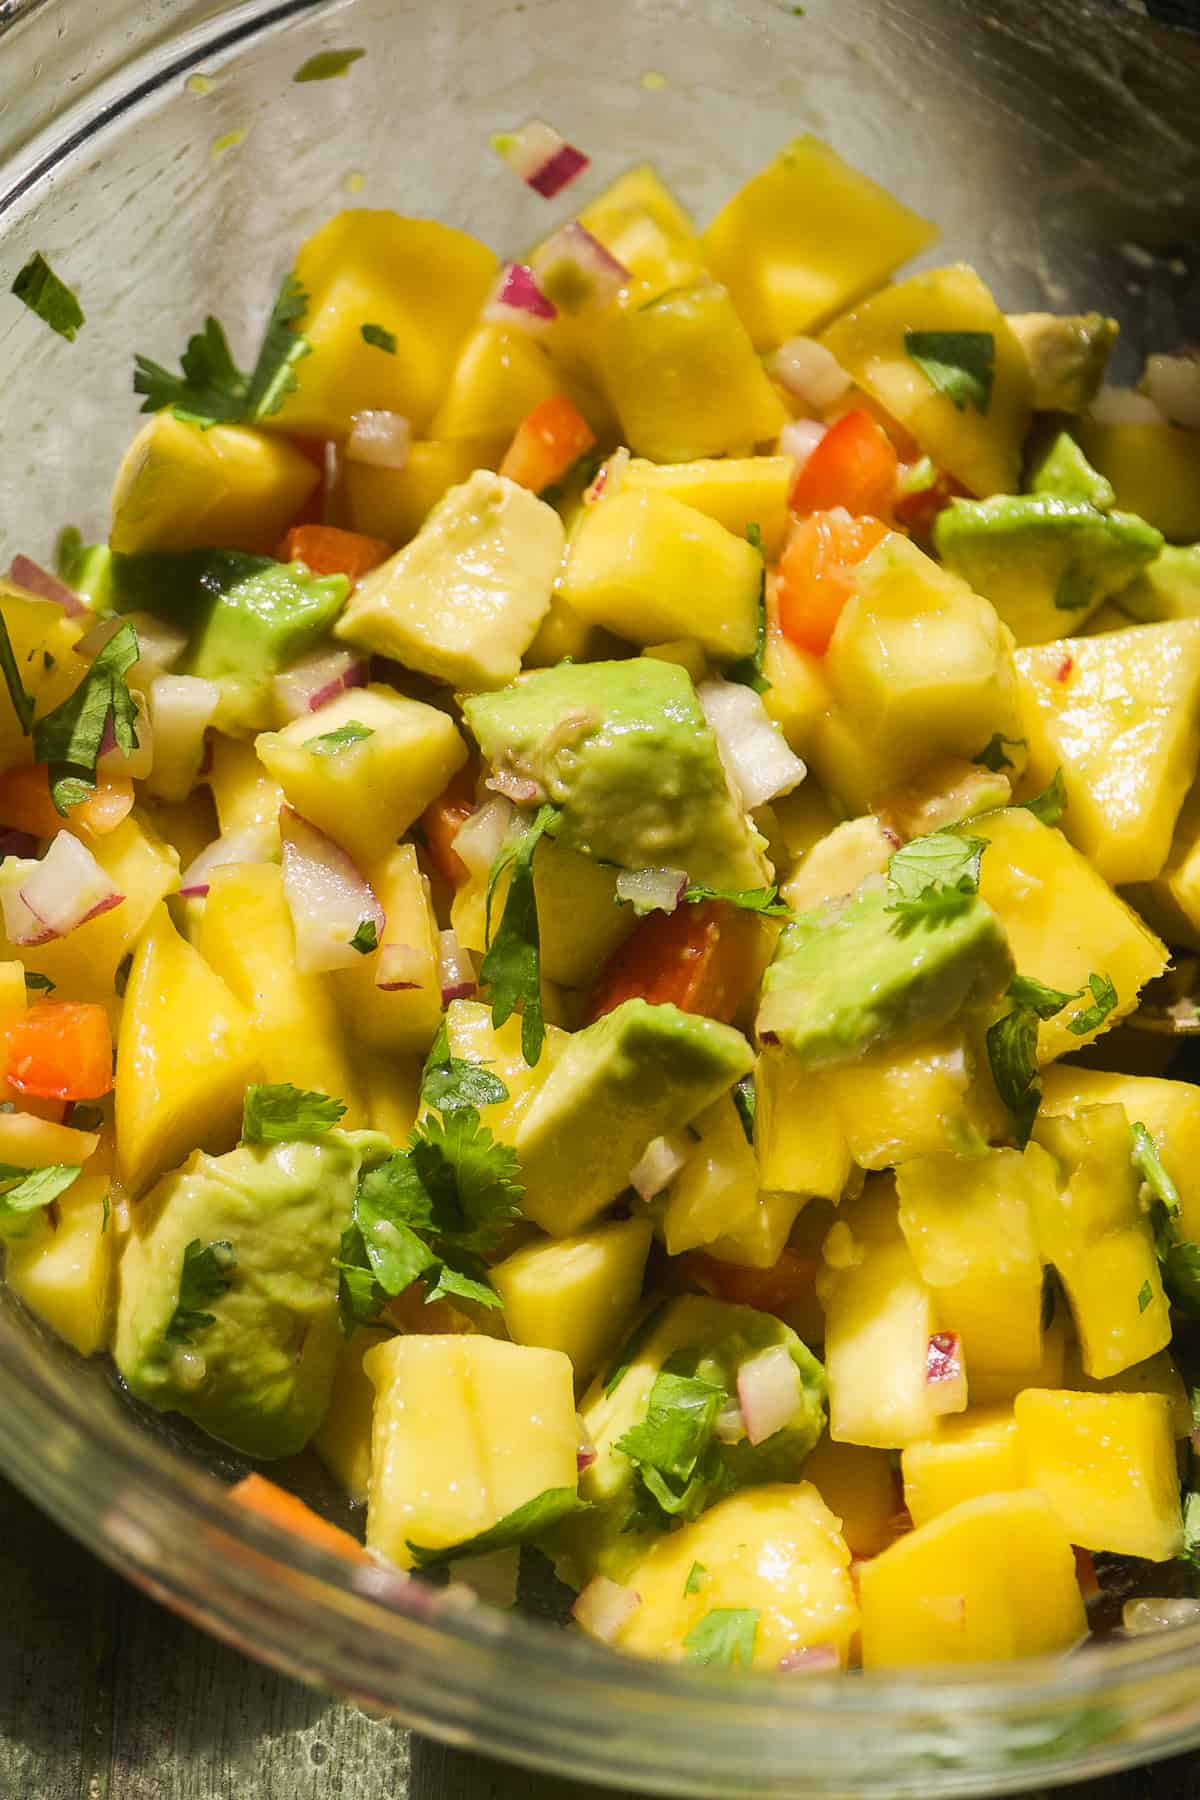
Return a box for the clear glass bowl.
[1,1,1200,1792]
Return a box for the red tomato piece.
[790,407,899,520]
[776,510,890,656]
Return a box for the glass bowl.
[2,1,1200,1792]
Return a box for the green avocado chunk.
[561,1294,826,1583]
[111,549,348,732]
[756,877,1013,1071]
[1007,311,1118,413]
[114,1133,368,1458]
[934,495,1162,645]
[1026,425,1115,510]
[1116,544,1200,624]
[513,998,754,1236]
[462,658,768,888]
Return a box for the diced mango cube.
[578,165,704,302]
[0,582,89,769]
[440,1000,567,1147]
[1127,781,1200,951]
[205,736,284,837]
[491,1217,652,1386]
[330,845,442,1056]
[343,438,503,546]
[754,1046,850,1201]
[616,456,794,558]
[663,1093,801,1269]
[1077,419,1200,543]
[4,1134,115,1356]
[801,1437,899,1557]
[312,1326,390,1505]
[1014,1389,1183,1561]
[431,324,561,444]
[901,1409,1020,1528]
[761,619,832,761]
[452,837,636,993]
[360,1052,422,1145]
[110,414,318,555]
[1040,1066,1200,1248]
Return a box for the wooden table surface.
[1,1474,1198,1800]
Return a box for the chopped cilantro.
[23,971,54,994]
[349,918,378,955]
[0,1163,82,1235]
[307,720,373,755]
[164,1238,236,1344]
[1136,1279,1153,1315]
[293,48,366,82]
[685,1561,707,1596]
[420,1028,510,1116]
[1007,974,1082,1020]
[361,322,396,353]
[683,1607,760,1669]
[904,330,995,415]
[241,1082,347,1144]
[1065,972,1118,1037]
[725,523,769,694]
[479,804,558,1067]
[732,1074,756,1144]
[615,1371,726,1521]
[972,733,1027,773]
[32,620,139,813]
[0,612,34,736]
[133,270,310,429]
[11,253,84,342]
[1131,1121,1181,1220]
[101,1192,110,1234]
[1171,1243,1200,1319]
[885,831,985,934]
[682,883,790,916]
[406,1485,585,1569]
[1018,769,1067,826]
[986,1004,1041,1148]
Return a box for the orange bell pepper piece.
[585,901,760,1026]
[776,510,890,657]
[6,1000,113,1101]
[419,763,478,890]
[228,1474,371,1564]
[277,523,393,588]
[0,763,133,840]
[498,393,596,494]
[790,407,899,521]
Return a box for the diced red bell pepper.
[499,393,596,494]
[420,764,479,890]
[6,1000,113,1101]
[776,510,890,657]
[229,1474,371,1564]
[276,523,392,588]
[585,901,760,1026]
[790,407,899,520]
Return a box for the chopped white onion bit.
[925,1331,967,1417]
[629,1132,692,1202]
[482,263,558,336]
[778,1644,841,1673]
[273,648,368,724]
[770,337,853,412]
[144,675,220,802]
[779,418,828,469]
[530,222,629,312]
[737,1344,802,1447]
[698,679,807,812]
[1089,386,1163,427]
[572,1576,640,1645]
[14,831,124,941]
[346,410,411,470]
[1122,1597,1200,1637]
[280,808,385,974]
[375,941,425,992]
[179,823,277,898]
[437,928,476,1004]
[615,866,687,917]
[1,872,57,946]
[494,118,590,198]
[1143,353,1200,429]
[7,555,89,618]
[452,797,513,882]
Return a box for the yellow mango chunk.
[5,1134,115,1356]
[827,1026,1005,1173]
[663,1094,802,1269]
[1127,781,1200,951]
[781,817,891,913]
[360,1052,422,1145]
[858,1490,1086,1666]
[268,211,497,438]
[199,862,364,1117]
[616,455,794,558]
[331,845,441,1055]
[975,807,1166,1060]
[1062,1342,1192,1440]
[256,683,466,868]
[440,1000,567,1146]
[821,266,1033,497]
[452,836,635,993]
[115,903,261,1195]
[109,414,317,555]
[364,1334,578,1568]
[1014,1389,1183,1561]
[761,617,831,761]
[491,1217,652,1386]
[559,489,762,661]
[901,1409,1020,1528]
[0,1111,99,1169]
[431,324,560,444]
[969,1315,1067,1409]
[614,1484,857,1669]
[702,135,937,349]
[1,815,180,1018]
[1015,622,1200,885]
[0,582,88,769]
[1041,1065,1200,1246]
[1077,419,1200,543]
[312,1326,390,1505]
[578,165,704,301]
[896,1147,1050,1377]
[343,438,503,546]
[205,736,283,836]
[754,1046,850,1202]
[801,1437,899,1557]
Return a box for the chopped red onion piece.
[273,648,369,724]
[714,1402,747,1445]
[7,555,89,618]
[629,1132,691,1202]
[769,336,852,412]
[576,1416,597,1475]
[482,263,558,336]
[494,119,590,198]
[778,1644,840,1673]
[1089,386,1162,426]
[144,675,220,802]
[737,1344,802,1447]
[375,941,425,992]
[779,418,828,469]
[585,447,630,506]
[1,874,57,946]
[1143,353,1200,429]
[614,867,687,917]
[437,928,476,1003]
[697,679,807,811]
[179,823,277,898]
[15,831,124,939]
[346,410,411,470]
[530,222,628,313]
[280,808,385,974]
[925,1330,967,1416]
[571,1576,640,1644]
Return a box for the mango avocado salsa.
[8,124,1200,1676]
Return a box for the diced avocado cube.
[1117,544,1200,624]
[335,470,564,691]
[462,658,768,889]
[513,999,753,1237]
[1007,311,1118,413]
[757,879,1013,1072]
[934,495,1162,645]
[111,549,348,733]
[1026,425,1115,510]
[114,1134,368,1458]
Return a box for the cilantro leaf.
[1132,1121,1200,1315]
[11,253,84,342]
[732,1074,756,1144]
[0,1163,81,1236]
[986,1004,1042,1148]
[724,523,769,695]
[886,877,977,935]
[685,1561,707,1596]
[33,620,139,809]
[682,883,790,917]
[424,1250,506,1312]
[243,272,312,421]
[420,1056,509,1117]
[241,1082,346,1144]
[354,1157,439,1294]
[23,972,55,994]
[1018,769,1067,826]
[349,919,378,955]
[1136,1279,1153,1315]
[885,831,985,934]
[407,1109,524,1256]
[164,1238,236,1344]
[479,804,558,1067]
[307,720,373,755]
[293,48,366,81]
[972,733,1027,773]
[1131,1121,1181,1220]
[361,322,396,353]
[1164,1241,1200,1319]
[683,1607,760,1669]
[0,612,34,736]
[134,270,310,428]
[904,330,995,415]
[1007,974,1083,1020]
[615,1371,728,1521]
[1065,972,1118,1037]
[406,1486,585,1569]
